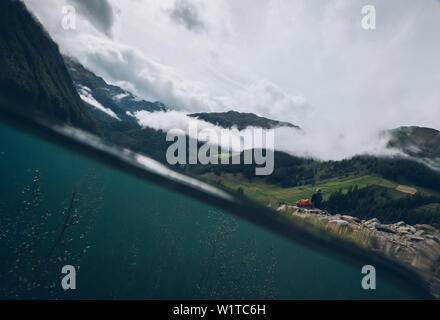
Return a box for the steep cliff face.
[0,0,96,132]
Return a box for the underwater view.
[1,0,440,304]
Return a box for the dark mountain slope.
[64,56,167,122]
[387,126,440,169]
[61,56,172,162]
[189,110,300,130]
[95,120,169,163]
[0,0,95,132]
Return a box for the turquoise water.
[0,122,426,299]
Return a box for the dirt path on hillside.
[396,185,418,194]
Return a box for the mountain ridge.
[64,55,167,122]
[189,110,300,130]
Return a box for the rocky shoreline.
[277,204,440,298]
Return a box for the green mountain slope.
[0,0,95,132]
[186,150,440,227]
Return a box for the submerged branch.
[44,191,77,262]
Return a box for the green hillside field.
[200,172,440,207]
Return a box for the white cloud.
[134,110,249,151]
[166,0,206,33]
[134,110,397,161]
[61,34,226,112]
[232,80,311,124]
[22,0,440,161]
[68,0,116,37]
[273,126,398,161]
[113,93,129,101]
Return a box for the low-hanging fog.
[134,110,399,161]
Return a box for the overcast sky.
[24,0,440,140]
